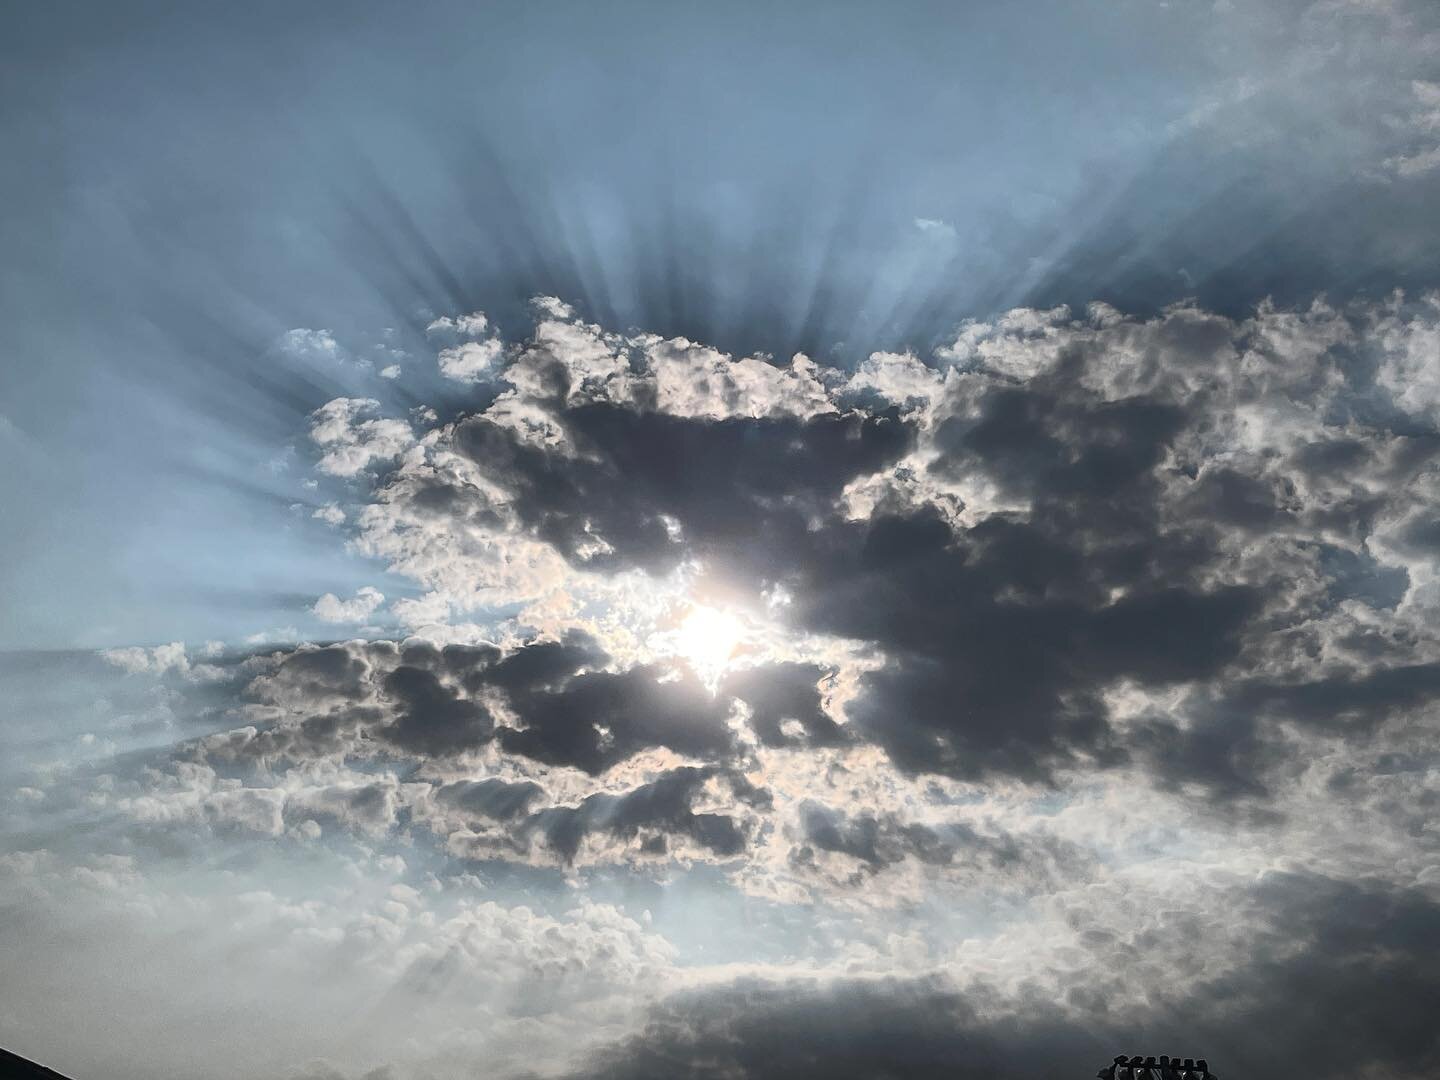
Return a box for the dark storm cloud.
[243,632,742,775]
[434,776,545,822]
[479,632,603,694]
[142,634,773,864]
[175,629,813,865]
[384,350,1263,784]
[539,368,1259,781]
[453,402,913,577]
[1125,693,1283,803]
[526,766,748,863]
[396,632,742,776]
[721,663,845,749]
[378,664,493,757]
[570,976,1100,1080]
[569,873,1440,1080]
[499,665,736,776]
[254,639,395,707]
[792,801,1092,887]
[1131,659,1440,802]
[1237,661,1440,733]
[798,514,1261,782]
[431,766,757,865]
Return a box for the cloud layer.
[7,285,1440,1079]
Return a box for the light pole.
[1096,1054,1216,1080]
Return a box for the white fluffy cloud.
[426,312,494,337]
[429,310,507,382]
[647,340,834,419]
[309,398,414,477]
[101,640,190,676]
[438,339,505,382]
[311,586,385,623]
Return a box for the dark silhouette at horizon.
[1099,1053,1217,1080]
[0,1046,75,1080]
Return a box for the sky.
[2,1,1440,1078]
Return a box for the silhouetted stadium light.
[1097,1054,1217,1080]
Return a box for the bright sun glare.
[674,605,744,685]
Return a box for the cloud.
[568,870,1440,1080]
[913,216,957,239]
[11,3,1440,1077]
[429,310,506,382]
[476,766,754,865]
[645,340,834,420]
[312,586,385,623]
[101,640,190,676]
[73,291,1439,907]
[17,287,1440,1080]
[1374,292,1440,418]
[309,398,414,478]
[0,839,677,1080]
[278,328,345,363]
[426,312,494,337]
[438,339,505,382]
[1383,80,1440,178]
[251,294,1440,805]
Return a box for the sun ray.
[673,605,744,688]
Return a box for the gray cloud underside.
[569,875,1440,1080]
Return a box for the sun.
[674,605,744,685]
